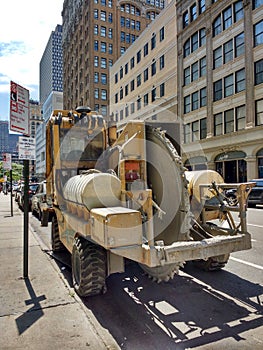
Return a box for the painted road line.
[230,256,263,270]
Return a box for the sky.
[0,0,64,121]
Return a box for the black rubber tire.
[193,254,230,271]
[72,237,107,297]
[51,216,65,252]
[41,210,49,227]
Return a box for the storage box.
[90,207,142,248]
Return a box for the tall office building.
[110,0,263,182]
[62,0,166,116]
[39,24,63,105]
[37,24,64,178]
[0,121,19,162]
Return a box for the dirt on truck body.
[45,107,254,297]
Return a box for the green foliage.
[0,162,23,182]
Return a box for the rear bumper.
[112,233,251,267]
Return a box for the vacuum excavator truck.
[45,107,253,297]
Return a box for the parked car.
[31,181,52,225]
[19,183,40,211]
[247,179,263,207]
[225,179,263,207]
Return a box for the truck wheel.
[51,216,65,252]
[193,254,230,271]
[72,237,107,297]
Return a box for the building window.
[214,47,222,69]
[125,84,128,96]
[101,57,107,68]
[101,73,107,85]
[94,24,99,35]
[144,93,149,107]
[183,11,189,28]
[214,80,223,101]
[192,120,199,141]
[94,88,99,99]
[183,39,190,57]
[131,102,135,114]
[94,9,99,19]
[190,4,197,22]
[94,72,99,83]
[151,61,156,76]
[108,13,113,22]
[160,54,165,70]
[192,92,199,111]
[191,62,198,81]
[254,20,263,46]
[144,68,149,82]
[101,11,106,21]
[94,56,99,67]
[255,59,263,85]
[144,43,148,57]
[130,57,135,69]
[200,118,207,139]
[223,39,233,63]
[137,50,141,63]
[199,0,206,14]
[214,113,223,136]
[160,83,165,97]
[160,26,165,41]
[151,88,156,102]
[235,68,245,92]
[199,28,206,46]
[101,26,106,37]
[191,32,198,52]
[137,97,141,110]
[200,87,207,107]
[101,89,107,100]
[94,40,99,51]
[115,93,118,104]
[213,15,222,37]
[236,105,245,130]
[223,6,232,30]
[225,109,234,133]
[108,28,113,38]
[235,32,245,57]
[184,123,191,143]
[130,79,135,91]
[256,99,263,126]
[125,105,129,118]
[253,0,263,10]
[184,95,191,114]
[224,74,234,97]
[120,67,123,79]
[234,1,244,22]
[184,67,190,85]
[121,17,125,27]
[200,56,206,76]
[137,74,141,87]
[120,88,123,100]
[108,43,113,54]
[101,42,106,52]
[151,34,156,50]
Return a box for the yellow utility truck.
[45,107,254,297]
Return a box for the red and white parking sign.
[10,81,30,135]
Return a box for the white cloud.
[0,0,64,119]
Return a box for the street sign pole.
[10,169,13,217]
[23,160,29,279]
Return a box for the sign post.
[18,137,36,279]
[10,80,31,279]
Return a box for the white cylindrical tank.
[185,170,224,203]
[63,172,121,210]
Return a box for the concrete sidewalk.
[0,192,119,349]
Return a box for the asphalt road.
[29,207,263,350]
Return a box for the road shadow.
[15,278,46,335]
[80,261,263,350]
